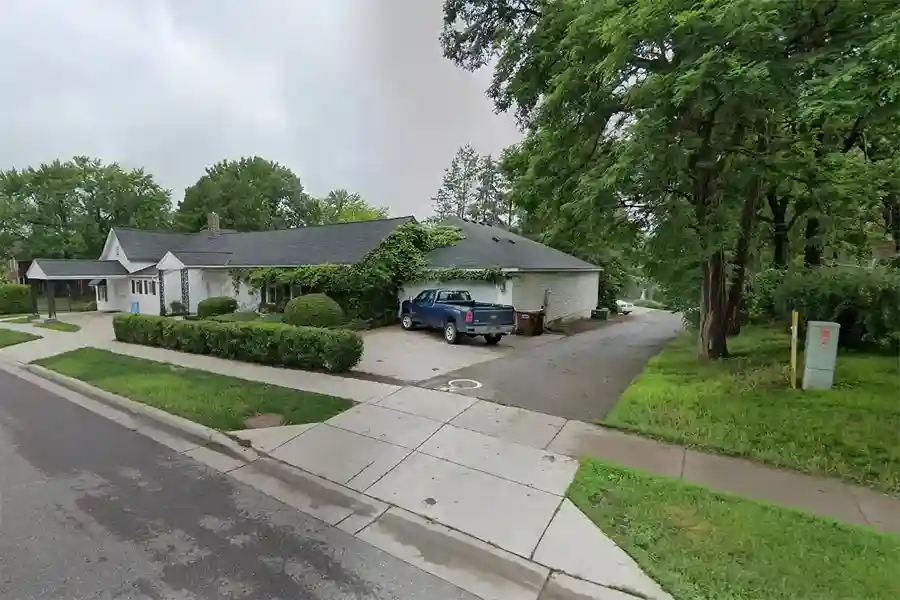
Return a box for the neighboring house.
[403,217,602,323]
[26,214,602,322]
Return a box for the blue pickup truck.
[400,289,517,345]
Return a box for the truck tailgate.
[471,307,516,326]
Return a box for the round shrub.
[197,296,237,318]
[283,294,345,328]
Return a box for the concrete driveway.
[419,309,683,422]
[354,326,564,383]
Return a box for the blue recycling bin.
[130,301,140,314]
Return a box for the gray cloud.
[0,0,520,217]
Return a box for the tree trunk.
[699,250,729,359]
[883,194,900,255]
[804,217,823,267]
[726,181,762,336]
[766,190,789,267]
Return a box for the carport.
[25,259,131,318]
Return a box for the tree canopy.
[432,144,514,226]
[443,0,900,358]
[175,157,314,232]
[0,156,172,260]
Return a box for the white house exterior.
[26,215,602,323]
[403,218,602,324]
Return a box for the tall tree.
[446,0,900,358]
[468,154,511,225]
[175,157,313,232]
[0,157,172,259]
[315,189,389,224]
[432,144,481,218]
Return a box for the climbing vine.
[229,222,506,319]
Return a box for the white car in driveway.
[616,300,634,315]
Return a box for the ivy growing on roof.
[229,222,505,319]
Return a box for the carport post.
[46,280,57,319]
[29,280,39,315]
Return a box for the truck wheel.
[484,334,502,346]
[444,322,458,344]
[401,314,415,330]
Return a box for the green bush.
[112,314,363,372]
[197,296,237,318]
[774,266,900,350]
[744,268,788,324]
[170,300,187,315]
[209,312,258,322]
[0,284,31,314]
[283,294,345,328]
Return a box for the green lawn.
[36,348,354,430]
[0,328,40,348]
[569,459,900,600]
[605,326,900,493]
[34,321,81,332]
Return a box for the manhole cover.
[447,379,482,390]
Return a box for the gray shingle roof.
[426,218,600,271]
[167,217,414,267]
[32,259,129,278]
[131,265,159,276]
[169,251,233,267]
[112,228,197,262]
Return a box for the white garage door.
[512,271,600,323]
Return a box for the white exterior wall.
[200,270,230,299]
[96,280,126,312]
[512,271,600,323]
[123,278,161,315]
[162,271,181,311]
[187,269,204,313]
[398,280,505,305]
[235,282,260,311]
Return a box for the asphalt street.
[0,367,475,600]
[422,309,683,421]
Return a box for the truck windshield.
[437,291,472,302]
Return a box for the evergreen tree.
[432,144,481,218]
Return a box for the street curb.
[21,363,259,464]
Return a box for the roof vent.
[491,236,501,242]
[507,239,516,244]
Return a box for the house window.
[149,280,157,295]
[97,285,108,302]
[131,280,137,294]
[263,283,278,304]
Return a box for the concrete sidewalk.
[547,421,900,535]
[233,388,673,600]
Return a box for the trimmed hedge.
[283,294,345,328]
[0,284,31,314]
[774,266,900,350]
[113,314,363,372]
[197,296,237,318]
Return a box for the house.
[26,214,601,322]
[403,217,601,323]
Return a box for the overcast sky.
[0,0,520,218]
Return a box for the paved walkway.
[547,421,900,535]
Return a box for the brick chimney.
[207,212,220,237]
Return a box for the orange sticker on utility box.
[820,328,831,344]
